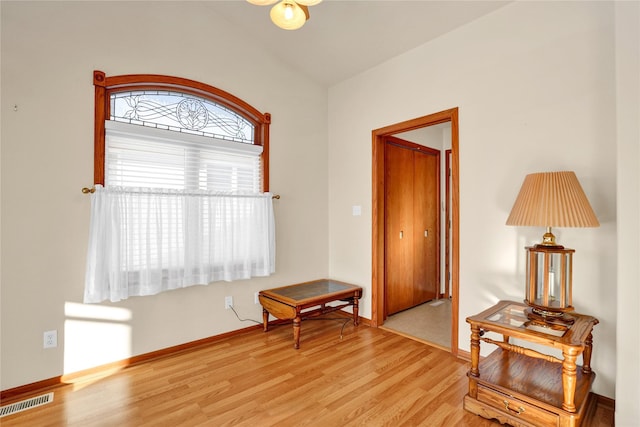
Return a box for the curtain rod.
[82,187,280,199]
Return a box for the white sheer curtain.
[84,185,275,303]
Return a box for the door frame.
[371,107,459,355]
[444,148,452,299]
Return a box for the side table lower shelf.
[464,348,595,427]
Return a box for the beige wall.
[328,0,618,401]
[0,1,329,389]
[614,1,640,425]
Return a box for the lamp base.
[525,307,575,331]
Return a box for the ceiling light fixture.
[247,0,322,30]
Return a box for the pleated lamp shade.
[506,171,599,229]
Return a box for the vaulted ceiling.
[209,1,510,87]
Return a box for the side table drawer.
[478,385,559,427]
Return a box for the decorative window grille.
[110,90,255,144]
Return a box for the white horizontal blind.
[105,120,262,192]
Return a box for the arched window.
[92,70,271,191]
[85,71,275,304]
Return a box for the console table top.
[259,279,362,306]
[466,300,598,348]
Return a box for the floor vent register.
[0,392,54,417]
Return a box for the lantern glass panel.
[525,246,574,312]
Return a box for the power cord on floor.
[299,316,354,340]
[228,305,262,325]
[228,305,354,340]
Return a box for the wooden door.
[385,139,440,315]
[385,142,415,314]
[413,149,439,304]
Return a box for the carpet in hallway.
[382,299,451,349]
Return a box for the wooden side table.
[259,279,362,349]
[463,300,598,427]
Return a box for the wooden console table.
[463,300,598,427]
[258,279,363,349]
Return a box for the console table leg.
[262,308,269,332]
[561,349,579,412]
[293,315,301,349]
[353,297,360,326]
[470,325,481,378]
[582,332,594,374]
[469,325,481,398]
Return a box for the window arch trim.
[93,70,271,190]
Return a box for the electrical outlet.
[225,296,233,309]
[43,330,57,349]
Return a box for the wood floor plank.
[1,320,613,426]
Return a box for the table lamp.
[506,171,599,327]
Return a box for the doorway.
[371,107,459,355]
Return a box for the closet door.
[413,150,439,304]
[385,140,440,316]
[385,142,415,315]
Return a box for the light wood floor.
[1,319,613,426]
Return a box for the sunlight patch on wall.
[63,302,132,376]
